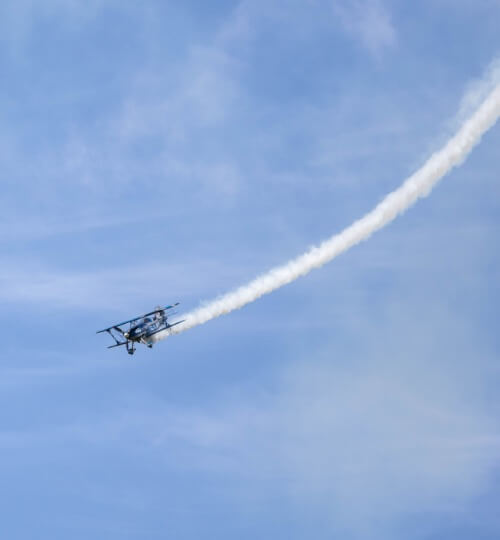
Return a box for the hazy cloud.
[331,0,397,57]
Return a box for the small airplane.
[97,304,184,355]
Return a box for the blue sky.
[1,1,499,538]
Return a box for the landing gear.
[126,341,136,355]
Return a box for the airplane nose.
[124,332,129,338]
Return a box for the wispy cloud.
[331,0,397,57]
[0,255,258,312]
[0,0,114,54]
[3,330,497,536]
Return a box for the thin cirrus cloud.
[4,325,494,536]
[331,0,397,56]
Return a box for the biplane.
[97,304,183,355]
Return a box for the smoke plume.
[154,79,500,341]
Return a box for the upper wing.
[96,321,136,333]
[142,303,180,318]
[96,303,180,333]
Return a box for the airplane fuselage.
[125,318,163,342]
[97,303,183,355]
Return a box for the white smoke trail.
[155,80,500,341]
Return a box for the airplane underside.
[127,337,154,355]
